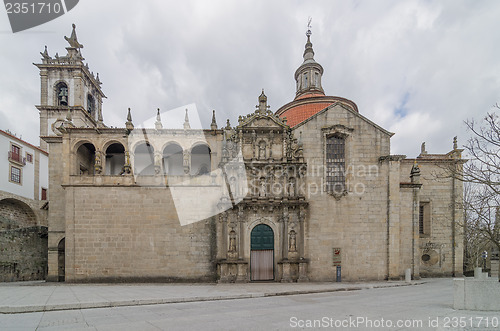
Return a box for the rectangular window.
[10,144,21,163]
[326,135,345,193]
[419,202,430,235]
[419,205,424,234]
[26,153,33,163]
[10,166,21,184]
[41,188,47,200]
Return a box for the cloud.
[0,0,499,156]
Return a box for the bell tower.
[35,24,105,150]
[294,26,325,100]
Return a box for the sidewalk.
[0,280,424,314]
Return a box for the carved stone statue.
[228,230,237,252]
[183,151,190,174]
[154,151,162,175]
[259,177,266,197]
[94,150,102,174]
[289,230,297,252]
[288,178,296,197]
[121,151,131,175]
[258,141,266,159]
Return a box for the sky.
[0,0,499,156]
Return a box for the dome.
[275,32,358,127]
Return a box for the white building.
[0,129,48,200]
[0,129,49,282]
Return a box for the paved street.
[0,278,498,330]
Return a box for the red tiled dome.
[280,102,334,127]
[276,95,358,128]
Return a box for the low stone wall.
[454,277,500,311]
[0,226,48,282]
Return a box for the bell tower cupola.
[294,27,325,100]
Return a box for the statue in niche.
[228,230,237,252]
[289,230,297,252]
[154,152,162,175]
[259,177,267,197]
[94,150,102,174]
[229,176,237,198]
[183,151,190,174]
[288,177,296,197]
[258,140,266,159]
[121,151,131,175]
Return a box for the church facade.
[39,25,464,283]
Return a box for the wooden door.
[250,224,274,281]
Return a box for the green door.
[251,224,274,280]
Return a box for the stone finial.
[410,160,420,183]
[453,136,458,150]
[64,23,84,49]
[155,108,163,130]
[420,142,427,155]
[40,45,49,59]
[257,89,268,114]
[183,109,191,129]
[210,110,217,130]
[125,108,134,130]
[225,119,231,130]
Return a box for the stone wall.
[401,157,464,277]
[0,192,48,282]
[0,226,48,282]
[297,104,393,281]
[64,186,215,282]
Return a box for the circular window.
[421,254,431,262]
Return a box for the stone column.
[410,163,421,279]
[183,150,190,174]
[387,158,402,279]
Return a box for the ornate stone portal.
[216,91,309,283]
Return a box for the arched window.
[56,82,68,106]
[134,142,155,176]
[326,135,345,193]
[76,143,96,175]
[163,144,183,175]
[105,143,125,175]
[87,94,95,117]
[303,73,308,88]
[191,144,211,176]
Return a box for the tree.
[459,110,499,278]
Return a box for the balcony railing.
[8,151,26,166]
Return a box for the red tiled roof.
[279,102,334,127]
[295,92,325,100]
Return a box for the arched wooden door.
[250,224,274,281]
[58,238,65,282]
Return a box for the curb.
[0,281,424,314]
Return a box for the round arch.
[250,223,275,281]
[105,142,126,175]
[102,139,127,152]
[53,80,69,106]
[75,142,96,175]
[133,141,155,176]
[163,143,183,176]
[0,198,37,229]
[190,143,211,175]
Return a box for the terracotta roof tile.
[279,102,333,127]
